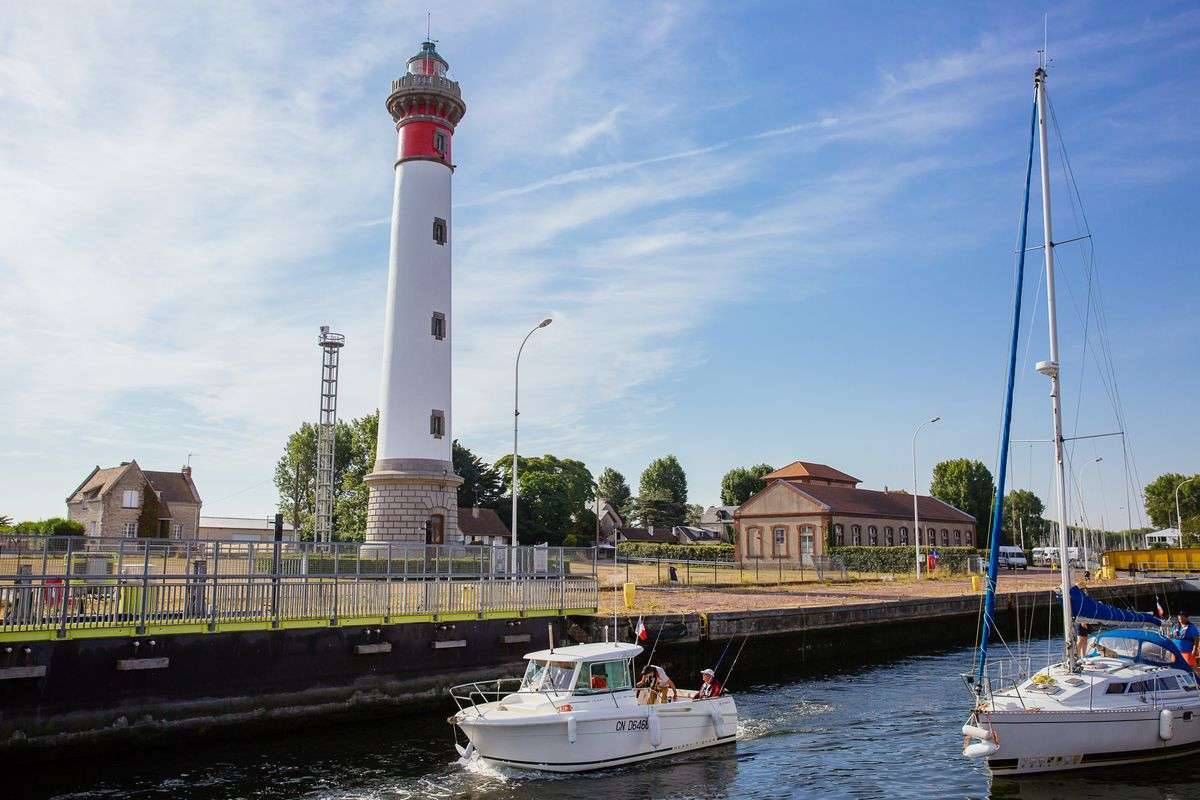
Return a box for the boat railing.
[963,655,1034,699]
[449,677,527,715]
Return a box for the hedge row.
[617,542,736,562]
[829,546,979,574]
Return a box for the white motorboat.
[449,641,737,772]
[960,54,1200,775]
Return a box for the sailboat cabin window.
[574,660,632,694]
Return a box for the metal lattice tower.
[315,326,345,543]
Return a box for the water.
[21,641,1200,800]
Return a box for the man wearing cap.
[697,668,722,699]
[1171,611,1199,668]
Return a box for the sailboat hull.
[978,705,1200,775]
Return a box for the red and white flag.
[635,616,648,641]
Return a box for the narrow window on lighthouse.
[432,217,447,245]
[431,311,446,340]
[434,130,447,155]
[430,409,445,438]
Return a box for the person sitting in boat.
[636,665,677,704]
[1170,611,1199,668]
[697,668,722,699]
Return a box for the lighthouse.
[364,41,467,546]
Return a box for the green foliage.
[495,453,595,546]
[596,467,633,521]
[567,508,599,545]
[637,455,688,528]
[0,515,12,529]
[720,463,774,506]
[137,487,165,538]
[333,412,379,542]
[454,440,503,509]
[617,542,735,562]
[1144,472,1200,533]
[684,503,704,526]
[1002,489,1045,546]
[830,546,978,574]
[10,518,85,536]
[930,458,995,541]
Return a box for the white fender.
[964,741,1000,758]
[961,724,993,741]
[1160,708,1174,741]
[566,715,577,744]
[708,703,726,736]
[648,709,662,748]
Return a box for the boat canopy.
[1088,629,1190,670]
[1067,586,1162,627]
[522,642,643,663]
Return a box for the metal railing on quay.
[0,536,599,637]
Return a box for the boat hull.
[978,706,1200,775]
[457,696,737,773]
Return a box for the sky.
[1,1,1197,531]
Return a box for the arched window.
[941,529,949,546]
[965,530,974,547]
[885,526,894,546]
[868,525,878,546]
[748,527,763,558]
[834,524,844,546]
[851,525,862,546]
[954,529,962,545]
[899,526,909,545]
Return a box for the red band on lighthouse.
[397,120,452,165]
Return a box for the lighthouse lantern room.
[365,41,466,546]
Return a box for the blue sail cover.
[1068,586,1162,627]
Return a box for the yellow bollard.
[623,582,636,609]
[971,575,982,593]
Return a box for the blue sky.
[1,1,1197,531]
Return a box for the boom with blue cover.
[1065,586,1162,627]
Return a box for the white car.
[996,546,1028,570]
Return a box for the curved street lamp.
[913,416,941,577]
[512,319,553,566]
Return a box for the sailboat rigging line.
[712,636,735,677]
[974,96,1038,689]
[1022,233,1091,252]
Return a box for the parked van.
[997,546,1028,570]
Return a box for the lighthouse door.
[425,514,445,546]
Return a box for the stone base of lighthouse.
[363,461,463,546]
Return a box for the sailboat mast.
[1034,65,1076,668]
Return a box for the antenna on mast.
[426,11,432,42]
[1038,13,1052,70]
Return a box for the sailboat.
[960,61,1200,775]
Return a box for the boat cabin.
[1085,629,1192,671]
[519,642,643,696]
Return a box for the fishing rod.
[720,636,750,692]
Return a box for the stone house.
[698,505,738,541]
[734,460,975,565]
[66,461,202,540]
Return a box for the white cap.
[701,668,715,676]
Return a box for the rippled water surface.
[24,641,1200,800]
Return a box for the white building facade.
[365,41,467,546]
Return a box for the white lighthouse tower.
[364,41,466,546]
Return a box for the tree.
[0,515,12,528]
[138,488,165,539]
[1002,489,1045,547]
[684,503,704,526]
[596,467,632,520]
[334,412,379,541]
[454,440,503,509]
[719,463,775,506]
[930,458,995,542]
[637,455,688,528]
[494,454,595,545]
[273,416,361,541]
[1144,473,1200,533]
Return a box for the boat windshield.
[520,659,576,692]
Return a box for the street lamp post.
[1176,476,1198,550]
[913,416,941,577]
[512,318,553,570]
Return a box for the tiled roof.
[71,465,127,500]
[700,505,738,524]
[617,527,672,541]
[780,482,975,524]
[144,470,201,505]
[457,507,509,537]
[675,526,723,541]
[762,461,860,485]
